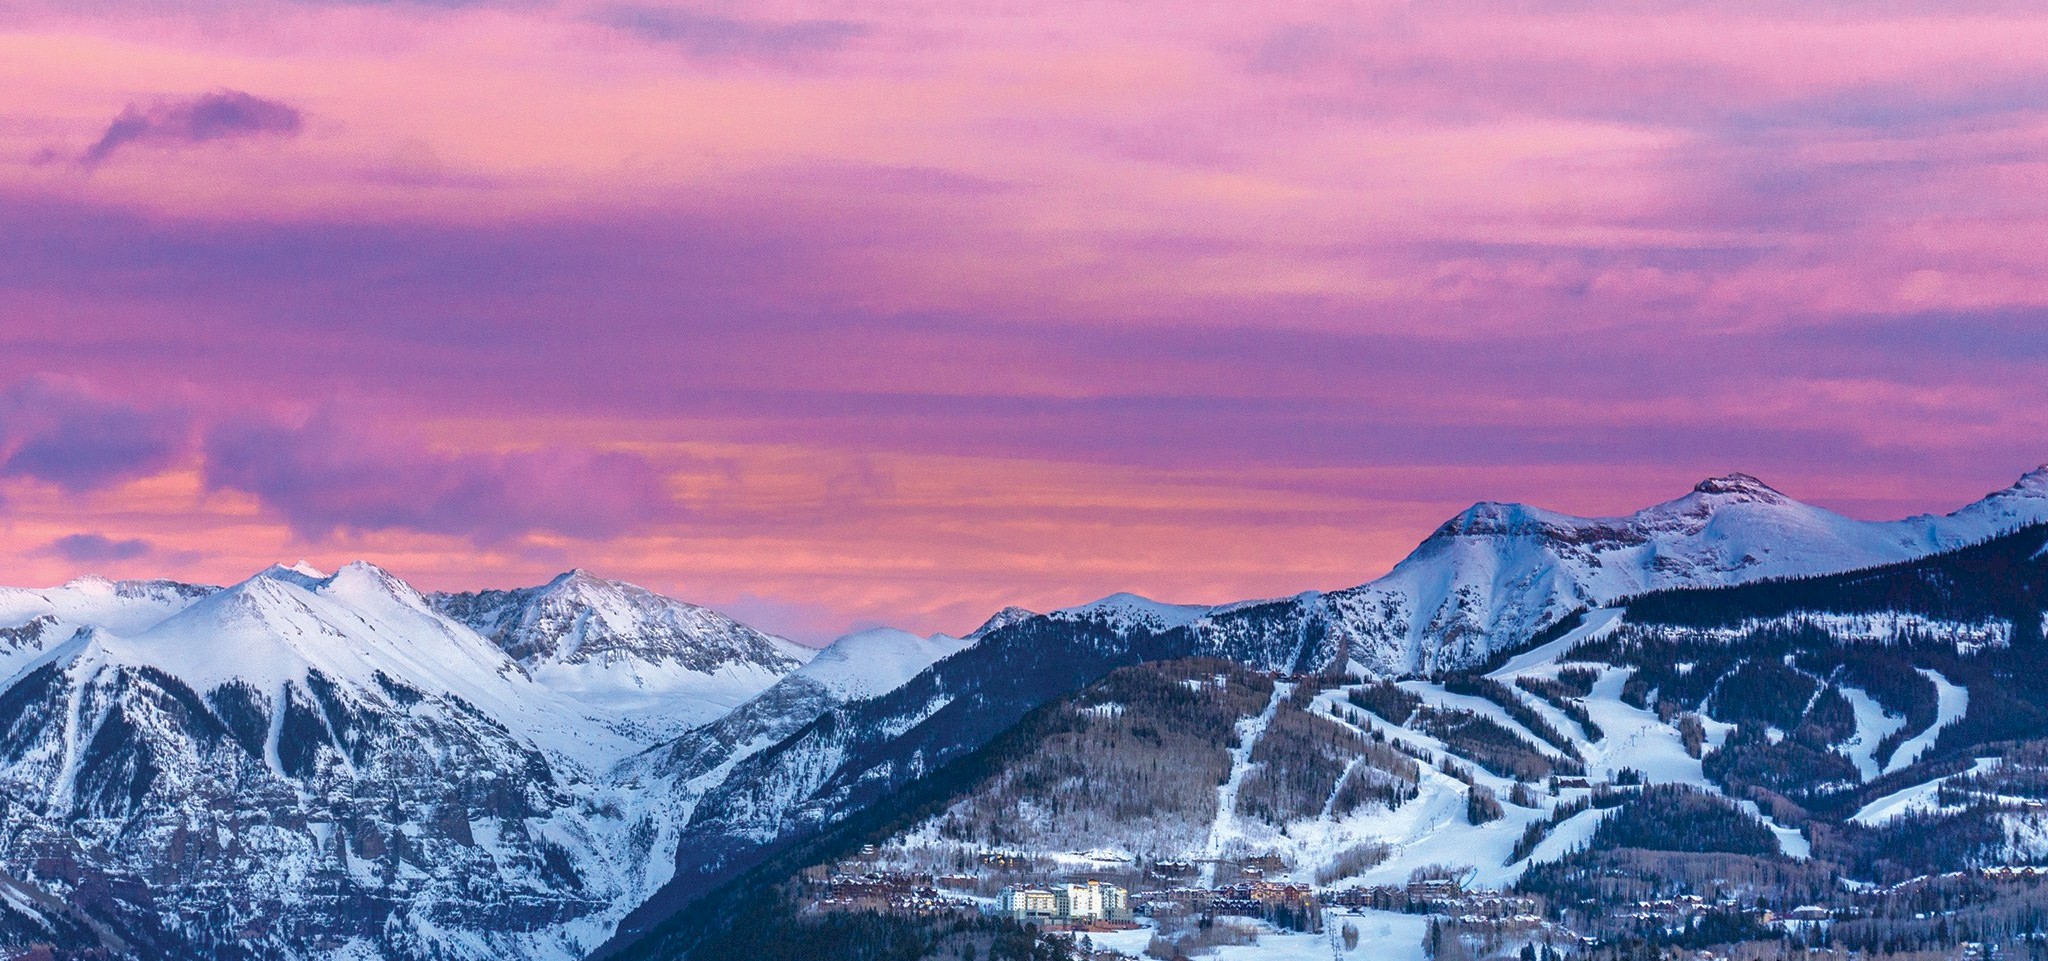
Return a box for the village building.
[998,881,1131,922]
[999,887,1060,921]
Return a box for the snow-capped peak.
[254,562,327,589]
[794,626,974,701]
[326,559,430,608]
[1688,472,1789,503]
[2010,464,2048,493]
[1436,501,1576,538]
[61,569,514,714]
[1302,463,2048,675]
[59,574,117,593]
[543,568,610,592]
[434,569,807,668]
[427,571,812,735]
[1052,592,1209,633]
[968,605,1038,638]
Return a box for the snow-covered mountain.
[1056,468,2048,677]
[0,575,214,679]
[0,561,812,961]
[790,627,974,702]
[430,570,812,737]
[643,622,978,798]
[618,521,2048,961]
[599,466,2048,956]
[1290,469,2048,673]
[606,622,982,913]
[8,465,2048,961]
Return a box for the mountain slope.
[789,627,974,702]
[601,614,1204,956]
[603,624,979,904]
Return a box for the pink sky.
[2,1,2046,641]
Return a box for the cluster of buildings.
[997,880,1132,923]
[1128,881,1321,930]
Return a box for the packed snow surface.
[1838,686,1910,782]
[1487,608,1625,678]
[1852,758,2003,826]
[1327,908,1433,961]
[1205,682,1289,886]
[1885,669,1970,775]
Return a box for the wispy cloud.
[37,533,152,563]
[596,6,865,58]
[80,90,302,168]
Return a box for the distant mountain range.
[1165,468,2048,676]
[1,466,2046,959]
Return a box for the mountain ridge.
[1018,467,2048,677]
[5,465,2048,960]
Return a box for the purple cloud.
[202,412,679,543]
[81,90,303,168]
[597,6,865,58]
[0,377,189,492]
[38,533,152,563]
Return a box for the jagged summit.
[969,605,1037,638]
[544,567,608,590]
[1689,472,1787,500]
[432,568,808,668]
[1434,473,1798,542]
[255,562,325,588]
[245,560,430,616]
[1052,592,1208,633]
[428,570,810,733]
[59,573,117,592]
[1435,500,1574,538]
